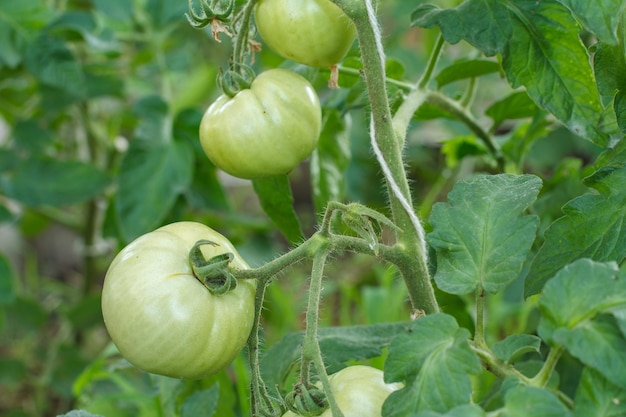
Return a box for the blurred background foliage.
[0,0,603,416]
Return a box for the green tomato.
[101,221,256,379]
[199,68,321,179]
[255,0,356,68]
[283,366,401,417]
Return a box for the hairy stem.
[332,0,439,314]
[248,277,283,416]
[232,0,259,71]
[300,249,344,417]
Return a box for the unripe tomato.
[199,68,321,179]
[101,222,256,379]
[255,0,356,68]
[283,366,401,417]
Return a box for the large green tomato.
[255,0,356,68]
[283,366,401,417]
[199,68,321,179]
[101,222,256,379]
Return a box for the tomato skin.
[283,366,401,417]
[255,0,356,68]
[199,69,321,179]
[101,222,256,380]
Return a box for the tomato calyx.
[218,64,256,97]
[189,239,238,295]
[186,0,234,27]
[284,382,328,417]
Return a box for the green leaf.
[0,255,15,306]
[427,174,541,295]
[260,322,411,391]
[25,34,86,98]
[0,0,51,68]
[574,367,626,417]
[525,167,626,296]
[593,42,626,97]
[11,119,53,155]
[92,0,133,23]
[538,259,625,339]
[0,157,110,207]
[0,357,27,386]
[252,175,304,244]
[441,136,487,168]
[411,404,486,417]
[616,91,626,134]
[311,109,351,214]
[116,96,193,242]
[383,314,481,415]
[554,315,626,390]
[485,91,540,129]
[501,385,573,417]
[175,109,230,212]
[413,0,607,145]
[180,384,219,417]
[435,59,501,87]
[491,334,542,364]
[557,0,626,45]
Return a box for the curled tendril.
[217,64,256,97]
[284,382,328,417]
[189,239,238,295]
[186,0,234,41]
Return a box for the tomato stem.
[248,277,286,417]
[331,0,439,315]
[300,248,345,417]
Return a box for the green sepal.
[189,239,238,295]
[217,65,256,97]
[284,382,328,417]
[186,0,234,28]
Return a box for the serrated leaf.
[485,91,540,129]
[413,0,607,145]
[180,384,219,417]
[574,367,626,417]
[492,334,542,364]
[502,385,573,417]
[383,314,481,415]
[554,315,626,390]
[525,167,626,296]
[0,157,110,207]
[252,175,304,244]
[435,59,501,87]
[25,34,85,98]
[558,0,626,45]
[538,259,625,339]
[427,174,541,295]
[116,96,193,242]
[311,109,351,214]
[260,322,410,391]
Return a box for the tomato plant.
[101,222,256,379]
[3,0,626,417]
[255,0,356,68]
[199,68,322,179]
[282,366,400,417]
